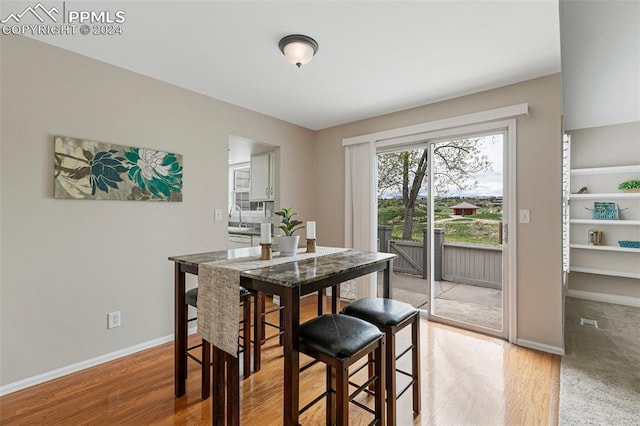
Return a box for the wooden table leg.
[202,339,211,400]
[317,289,324,316]
[212,346,226,426]
[383,259,393,299]
[331,285,340,314]
[282,287,300,426]
[174,263,187,398]
[212,346,240,426]
[227,351,240,426]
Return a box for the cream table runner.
[197,246,350,356]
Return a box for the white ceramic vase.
[278,235,300,257]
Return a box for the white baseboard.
[567,289,640,308]
[0,326,198,397]
[516,339,565,356]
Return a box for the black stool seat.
[300,314,383,358]
[342,297,421,426]
[185,286,251,307]
[342,297,417,326]
[298,314,386,424]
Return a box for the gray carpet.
[559,297,640,425]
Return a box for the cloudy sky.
[378,134,504,199]
[445,135,503,197]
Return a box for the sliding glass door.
[428,132,506,337]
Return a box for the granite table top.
[169,247,396,288]
[240,250,396,287]
[169,246,263,269]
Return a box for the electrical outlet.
[107,311,121,329]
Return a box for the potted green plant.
[618,180,640,193]
[275,207,304,256]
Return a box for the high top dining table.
[169,246,396,425]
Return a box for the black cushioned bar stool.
[342,298,421,426]
[298,314,386,425]
[185,286,253,400]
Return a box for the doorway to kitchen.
[228,135,279,249]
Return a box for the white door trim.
[343,103,528,146]
[505,119,518,343]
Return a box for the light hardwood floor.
[0,296,560,425]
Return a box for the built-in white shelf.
[570,266,640,279]
[570,219,640,226]
[567,155,640,283]
[570,165,640,175]
[570,243,640,253]
[569,192,640,200]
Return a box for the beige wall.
[314,75,564,350]
[0,35,564,388]
[0,36,315,386]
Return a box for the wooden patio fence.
[378,226,502,289]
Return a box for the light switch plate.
[214,209,223,221]
[519,209,531,224]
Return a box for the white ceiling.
[11,0,561,130]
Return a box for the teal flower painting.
[89,150,129,195]
[125,148,183,199]
[54,136,183,201]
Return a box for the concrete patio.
[377,271,502,330]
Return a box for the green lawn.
[378,199,502,245]
[437,220,500,245]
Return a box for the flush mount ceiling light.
[278,34,319,68]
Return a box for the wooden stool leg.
[254,292,264,372]
[278,305,284,346]
[368,352,375,391]
[336,361,349,426]
[259,292,266,344]
[326,364,334,426]
[375,336,386,425]
[202,339,211,400]
[243,295,251,378]
[412,314,421,413]
[386,327,397,426]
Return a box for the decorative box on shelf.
[585,202,628,220]
[618,241,640,249]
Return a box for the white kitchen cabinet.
[250,152,275,201]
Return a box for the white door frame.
[343,104,526,343]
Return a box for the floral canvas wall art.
[54,136,183,201]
